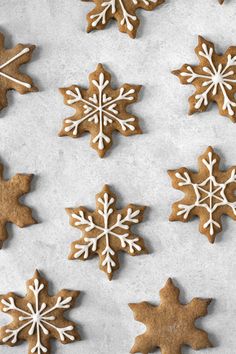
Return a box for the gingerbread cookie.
[67,185,147,280]
[59,64,142,157]
[129,278,212,354]
[173,36,236,122]
[168,146,236,243]
[0,162,36,248]
[0,32,37,111]
[84,0,165,38]
[0,270,80,353]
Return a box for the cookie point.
[166,277,173,285]
[65,207,72,214]
[107,273,113,281]
[103,184,111,191]
[198,35,205,43]
[34,269,41,278]
[86,26,92,34]
[171,69,179,76]
[29,44,36,51]
[128,303,137,313]
[97,63,104,71]
[208,236,216,244]
[206,146,214,154]
[31,217,38,225]
[206,298,212,305]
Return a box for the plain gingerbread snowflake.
[129,278,212,354]
[0,162,36,248]
[169,146,236,243]
[84,0,165,38]
[66,185,147,279]
[59,63,142,157]
[0,270,80,354]
[173,36,236,122]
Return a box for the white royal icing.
[71,191,142,274]
[0,48,32,88]
[65,72,136,150]
[175,151,236,236]
[1,278,75,353]
[180,42,236,115]
[90,0,157,32]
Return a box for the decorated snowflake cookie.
[0,270,80,353]
[67,185,147,280]
[0,162,36,248]
[173,36,236,122]
[85,0,165,38]
[0,32,37,111]
[129,278,212,354]
[59,64,142,157]
[169,146,236,243]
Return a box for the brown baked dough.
[129,278,212,354]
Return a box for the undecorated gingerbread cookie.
[0,32,37,111]
[66,185,147,280]
[173,36,236,122]
[59,64,142,157]
[84,0,165,38]
[0,270,80,353]
[129,278,212,354]
[0,162,36,248]
[168,146,236,243]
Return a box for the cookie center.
[212,72,223,85]
[198,180,223,208]
[32,312,41,323]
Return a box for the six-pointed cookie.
[173,36,236,122]
[59,64,142,157]
[85,0,165,38]
[0,161,36,248]
[0,270,80,353]
[66,185,147,280]
[0,32,37,111]
[169,146,236,243]
[129,278,212,354]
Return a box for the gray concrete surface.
[0,0,235,353]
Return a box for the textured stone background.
[0,0,235,353]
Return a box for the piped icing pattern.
[169,146,236,243]
[67,185,147,280]
[85,0,165,38]
[0,32,37,110]
[59,64,142,157]
[173,36,236,122]
[0,271,80,353]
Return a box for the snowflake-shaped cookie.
[0,32,37,111]
[85,0,165,38]
[0,270,80,354]
[0,162,36,248]
[59,64,142,157]
[173,36,236,122]
[169,146,236,243]
[129,278,212,354]
[67,185,147,279]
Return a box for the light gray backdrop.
[0,0,235,353]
